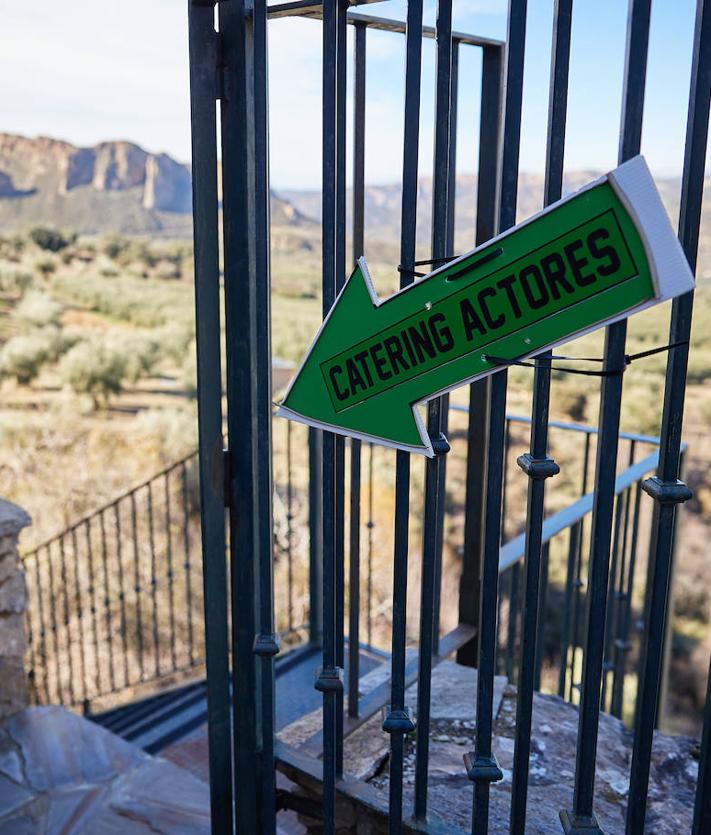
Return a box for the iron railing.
[178,0,711,833]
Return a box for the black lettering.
[477,286,506,329]
[383,335,410,375]
[369,343,392,381]
[460,298,487,340]
[346,357,367,393]
[587,228,621,277]
[354,350,374,386]
[409,321,437,362]
[329,365,348,401]
[428,313,455,352]
[401,329,417,366]
[496,274,523,318]
[519,264,550,309]
[540,252,575,299]
[564,239,596,287]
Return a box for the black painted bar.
[562,1,652,831]
[219,0,263,827]
[628,0,711,830]
[415,0,453,820]
[348,19,367,721]
[459,41,502,668]
[186,2,233,830]
[315,0,343,831]
[385,0,423,830]
[252,1,279,831]
[509,2,570,830]
[469,3,527,831]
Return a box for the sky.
[0,0,701,189]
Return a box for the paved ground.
[0,706,211,833]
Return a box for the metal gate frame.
[187,1,711,833]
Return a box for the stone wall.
[0,499,30,719]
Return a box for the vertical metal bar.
[334,0,348,778]
[559,520,580,697]
[431,36,460,657]
[533,541,550,692]
[85,520,101,696]
[601,492,625,712]
[569,432,592,700]
[181,462,195,666]
[468,1,527,830]
[32,553,49,703]
[100,512,118,691]
[383,0,424,830]
[113,503,130,687]
[218,0,262,825]
[315,0,343,830]
[367,443,374,647]
[505,562,520,682]
[68,528,87,707]
[145,484,160,678]
[348,19,367,721]
[510,4,571,828]
[129,492,145,683]
[309,428,324,645]
[187,30,231,827]
[58,534,76,706]
[611,480,642,718]
[627,0,711,828]
[163,474,178,672]
[458,41,502,668]
[562,2,652,831]
[287,420,295,633]
[252,3,279,831]
[415,0,453,820]
[46,545,62,703]
[693,656,711,834]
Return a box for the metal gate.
[186,0,711,833]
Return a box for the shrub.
[0,269,33,294]
[35,258,56,277]
[61,338,127,407]
[1,333,51,384]
[29,227,74,252]
[102,235,131,261]
[181,344,197,397]
[12,291,62,327]
[109,332,161,383]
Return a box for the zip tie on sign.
[483,341,689,378]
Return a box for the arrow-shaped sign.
[277,156,694,456]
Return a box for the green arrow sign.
[277,156,694,456]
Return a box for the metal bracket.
[431,432,451,456]
[382,705,416,734]
[463,752,503,783]
[315,666,344,693]
[559,809,604,834]
[641,476,693,506]
[254,632,281,656]
[517,453,560,480]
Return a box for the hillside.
[0,133,315,236]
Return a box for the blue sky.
[0,0,700,188]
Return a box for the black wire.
[483,341,689,378]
